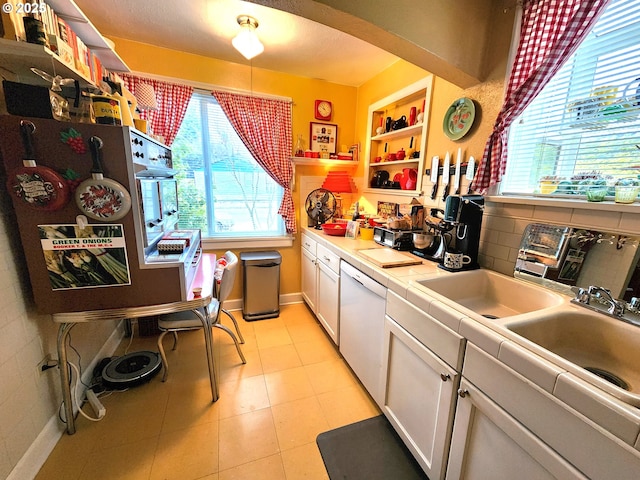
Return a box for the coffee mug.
[443,252,471,270]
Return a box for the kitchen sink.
[413,269,565,319]
[505,310,640,403]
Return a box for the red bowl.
[321,223,347,236]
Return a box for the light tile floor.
[36,303,380,480]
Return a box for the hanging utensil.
[442,151,451,201]
[466,156,476,194]
[430,155,440,200]
[75,136,132,221]
[454,148,462,195]
[7,120,71,211]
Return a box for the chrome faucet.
[586,286,626,317]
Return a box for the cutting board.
[358,248,422,268]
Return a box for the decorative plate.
[443,97,476,140]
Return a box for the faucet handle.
[629,297,640,312]
[573,287,591,304]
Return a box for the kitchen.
[1,0,640,479]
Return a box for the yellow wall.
[112,34,508,301]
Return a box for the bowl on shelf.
[321,223,348,236]
[615,185,639,204]
[586,186,608,202]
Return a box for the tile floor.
[35,303,380,480]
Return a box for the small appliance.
[440,194,484,271]
[373,226,414,250]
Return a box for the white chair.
[156,251,246,382]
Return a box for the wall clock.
[315,100,333,121]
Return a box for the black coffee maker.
[442,194,484,270]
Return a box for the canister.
[92,95,122,126]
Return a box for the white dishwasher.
[339,261,387,407]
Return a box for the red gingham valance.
[120,73,193,146]
[473,0,609,193]
[212,90,295,234]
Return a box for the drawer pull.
[440,373,451,382]
[457,388,469,398]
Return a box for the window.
[172,92,285,238]
[503,0,640,197]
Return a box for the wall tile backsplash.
[480,199,640,297]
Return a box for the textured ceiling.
[74,0,399,86]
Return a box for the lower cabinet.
[301,234,317,313]
[317,256,339,343]
[447,378,588,480]
[301,233,340,344]
[381,315,459,480]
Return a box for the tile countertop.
[302,226,640,454]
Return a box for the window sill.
[487,194,640,213]
[202,236,293,250]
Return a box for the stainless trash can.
[240,251,281,321]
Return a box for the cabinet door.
[381,316,458,480]
[446,379,588,480]
[317,260,339,344]
[301,247,317,313]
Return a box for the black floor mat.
[316,415,429,480]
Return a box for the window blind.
[503,0,640,197]
[172,93,285,237]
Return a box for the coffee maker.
[441,194,484,270]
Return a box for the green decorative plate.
[443,97,476,140]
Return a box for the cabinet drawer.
[301,232,317,255]
[317,244,340,275]
[386,290,464,371]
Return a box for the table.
[53,253,218,435]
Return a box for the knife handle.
[442,183,450,201]
[431,181,437,200]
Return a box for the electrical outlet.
[37,354,56,376]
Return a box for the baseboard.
[224,293,302,313]
[8,322,126,480]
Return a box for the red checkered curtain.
[473,0,609,193]
[212,90,295,234]
[120,73,193,146]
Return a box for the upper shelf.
[291,157,358,167]
[371,124,423,142]
[0,38,94,86]
[46,0,129,72]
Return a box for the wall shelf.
[363,77,433,196]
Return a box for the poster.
[39,224,131,290]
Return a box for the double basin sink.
[412,270,640,406]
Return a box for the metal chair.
[156,251,246,381]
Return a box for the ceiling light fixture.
[232,15,264,60]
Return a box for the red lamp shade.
[321,171,357,194]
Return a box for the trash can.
[240,251,281,321]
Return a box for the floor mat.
[316,415,429,480]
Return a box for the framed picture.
[345,220,360,239]
[310,122,337,154]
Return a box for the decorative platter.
[443,97,476,140]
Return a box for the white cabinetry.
[316,244,340,344]
[300,232,340,344]
[364,77,433,196]
[382,291,464,479]
[448,343,640,479]
[301,232,318,313]
[448,377,588,480]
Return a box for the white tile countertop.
[302,226,640,462]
